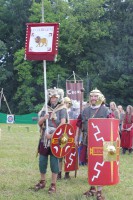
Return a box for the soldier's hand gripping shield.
[51,123,75,158]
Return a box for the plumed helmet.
[47,87,64,103]
[89,88,105,106]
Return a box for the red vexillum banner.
[66,81,83,101]
[25,23,59,61]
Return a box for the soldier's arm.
[59,108,67,126]
[38,114,49,126]
[59,118,66,126]
[46,109,66,139]
[75,114,82,145]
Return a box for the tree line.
[0,0,133,114]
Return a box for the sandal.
[34,180,46,191]
[97,191,105,200]
[83,186,96,197]
[48,183,56,194]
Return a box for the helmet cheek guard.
[96,94,105,106]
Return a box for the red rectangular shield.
[64,144,78,172]
[88,118,120,186]
[64,119,79,172]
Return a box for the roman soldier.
[76,88,110,200]
[34,87,68,193]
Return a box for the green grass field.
[0,123,133,200]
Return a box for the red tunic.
[121,115,133,149]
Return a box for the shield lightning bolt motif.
[88,118,120,186]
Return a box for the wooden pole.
[57,74,60,88]
[73,71,76,83]
[42,0,48,133]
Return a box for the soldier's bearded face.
[90,94,98,106]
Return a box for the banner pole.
[42,0,48,133]
[43,61,48,120]
[73,71,76,83]
[42,0,44,23]
[57,74,60,88]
